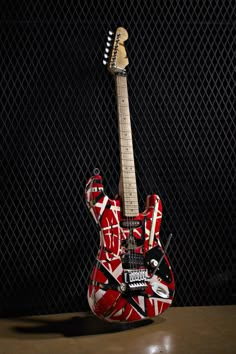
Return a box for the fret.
[121,160,135,164]
[122,187,137,191]
[122,177,137,184]
[119,137,132,141]
[120,153,133,158]
[124,208,138,215]
[122,189,137,193]
[120,132,132,137]
[120,140,132,146]
[117,80,127,88]
[122,178,136,183]
[121,164,135,169]
[122,196,138,202]
[121,149,133,156]
[121,162,135,168]
[119,127,131,132]
[123,200,138,203]
[118,113,130,119]
[121,169,135,175]
[119,101,128,107]
[119,117,130,124]
[119,125,131,131]
[123,182,137,188]
[123,166,135,171]
[120,139,132,144]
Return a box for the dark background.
[0,0,235,316]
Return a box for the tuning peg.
[107,36,112,41]
[106,42,111,47]
[104,53,109,59]
[105,48,109,53]
[103,60,107,65]
[109,30,114,36]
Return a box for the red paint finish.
[85,175,175,322]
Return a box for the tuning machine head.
[106,30,114,46]
[103,30,114,65]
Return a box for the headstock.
[103,27,129,75]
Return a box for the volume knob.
[150,259,158,268]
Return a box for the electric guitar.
[85,27,175,322]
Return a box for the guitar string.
[117,74,134,278]
[120,74,134,273]
[118,73,140,285]
[122,73,136,273]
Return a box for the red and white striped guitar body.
[85,175,174,322]
[85,27,175,322]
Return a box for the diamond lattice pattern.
[0,0,235,315]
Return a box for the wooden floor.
[0,306,235,354]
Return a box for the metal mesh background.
[1,0,235,316]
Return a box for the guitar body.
[85,175,175,322]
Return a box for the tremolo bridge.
[120,269,148,293]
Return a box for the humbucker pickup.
[120,220,142,228]
[121,252,145,268]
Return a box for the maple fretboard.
[115,74,139,217]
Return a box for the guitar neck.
[115,74,139,217]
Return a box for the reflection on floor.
[0,306,235,354]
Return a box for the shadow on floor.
[7,313,164,338]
